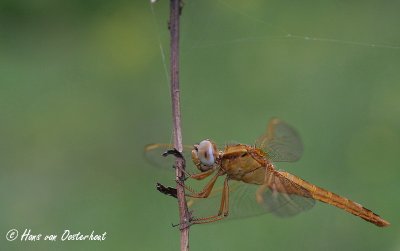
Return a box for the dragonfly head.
[192,139,218,172]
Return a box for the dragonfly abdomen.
[312,187,389,227]
[279,171,390,227]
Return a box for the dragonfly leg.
[190,214,226,225]
[255,171,273,204]
[188,168,215,180]
[190,178,230,225]
[178,171,223,198]
[218,177,230,216]
[255,184,269,205]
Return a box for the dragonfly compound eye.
[197,140,215,167]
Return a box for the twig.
[169,0,190,250]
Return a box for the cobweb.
[147,1,398,226]
[185,0,400,50]
[149,0,400,143]
[150,0,399,80]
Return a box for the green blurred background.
[1,0,399,250]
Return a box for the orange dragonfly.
[145,118,389,227]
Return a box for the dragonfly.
[145,118,390,227]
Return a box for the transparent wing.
[188,172,315,220]
[261,170,315,217]
[255,118,303,162]
[144,143,198,174]
[188,181,267,220]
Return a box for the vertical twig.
[169,0,190,250]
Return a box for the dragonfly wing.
[188,176,315,220]
[188,181,268,220]
[228,181,272,218]
[261,170,316,217]
[144,143,198,174]
[256,118,303,162]
[259,189,315,217]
